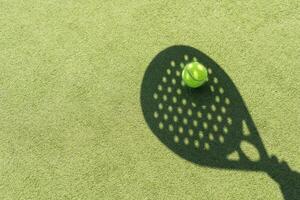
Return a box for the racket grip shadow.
[266,156,300,200]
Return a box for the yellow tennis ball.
[182,62,208,88]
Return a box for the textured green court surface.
[0,1,299,199]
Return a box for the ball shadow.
[140,45,299,200]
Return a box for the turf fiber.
[0,0,299,199]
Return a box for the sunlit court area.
[0,1,299,199]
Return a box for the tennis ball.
[182,62,208,88]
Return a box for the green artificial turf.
[0,0,299,199]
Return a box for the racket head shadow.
[141,45,268,171]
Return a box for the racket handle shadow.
[263,156,300,200]
[214,155,300,200]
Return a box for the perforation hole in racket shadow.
[141,45,300,200]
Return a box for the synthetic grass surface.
[0,0,299,199]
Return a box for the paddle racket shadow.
[140,45,299,200]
